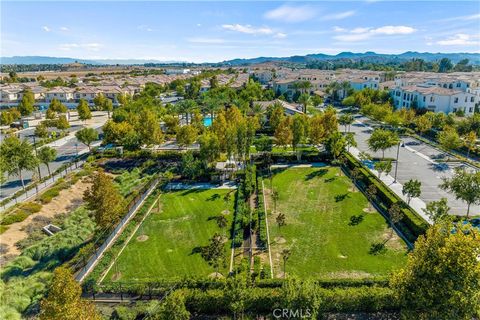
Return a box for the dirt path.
[0,178,90,257]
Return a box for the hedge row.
[232,185,247,248]
[256,179,267,249]
[343,152,428,243]
[184,285,398,316]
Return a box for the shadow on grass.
[206,193,221,201]
[348,214,364,226]
[369,242,387,255]
[324,177,336,183]
[335,193,350,202]
[304,168,328,181]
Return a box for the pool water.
[203,117,212,127]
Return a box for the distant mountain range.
[1,52,479,66]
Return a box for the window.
[430,96,434,102]
[454,97,458,103]
[471,97,475,102]
[423,96,426,102]
[456,83,461,87]
[465,97,467,103]
[453,108,457,112]
[469,107,473,113]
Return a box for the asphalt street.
[0,112,107,200]
[348,113,480,217]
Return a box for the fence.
[1,156,88,211]
[76,177,160,283]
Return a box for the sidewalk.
[349,145,433,225]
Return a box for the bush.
[38,186,61,204]
[1,212,29,225]
[19,202,42,213]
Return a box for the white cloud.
[435,14,480,23]
[333,26,347,32]
[274,32,287,39]
[187,37,226,44]
[264,5,316,23]
[320,11,356,21]
[196,23,202,27]
[222,24,274,35]
[436,33,480,46]
[334,25,416,42]
[42,26,51,32]
[60,26,69,31]
[137,25,153,32]
[59,43,103,51]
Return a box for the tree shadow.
[324,177,336,183]
[348,214,364,226]
[368,242,387,255]
[304,168,328,181]
[206,193,221,201]
[190,246,202,255]
[334,193,350,202]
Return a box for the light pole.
[32,136,42,180]
[394,141,401,183]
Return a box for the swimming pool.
[203,116,212,127]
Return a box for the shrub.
[38,187,61,204]
[19,202,42,214]
[1,212,29,225]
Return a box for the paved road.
[0,112,107,200]
[347,113,479,217]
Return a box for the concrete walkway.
[165,181,237,190]
[349,145,433,225]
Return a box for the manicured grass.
[105,188,235,282]
[266,166,407,279]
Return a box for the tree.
[308,114,326,145]
[200,233,226,274]
[438,126,462,160]
[75,128,99,151]
[298,93,310,114]
[163,115,180,134]
[56,115,70,131]
[40,267,100,320]
[198,132,220,164]
[388,204,403,237]
[153,290,190,320]
[93,93,107,110]
[18,89,35,116]
[102,98,113,118]
[339,114,354,133]
[367,129,400,159]
[76,99,92,122]
[345,132,356,152]
[282,248,291,279]
[137,109,163,145]
[276,212,286,229]
[274,117,293,149]
[390,222,480,319]
[269,103,285,132]
[463,131,477,158]
[176,125,197,148]
[374,160,392,179]
[311,95,323,108]
[180,151,203,180]
[35,123,49,138]
[366,184,377,209]
[325,131,346,160]
[83,171,125,230]
[402,179,421,205]
[438,57,453,73]
[38,146,57,176]
[254,135,273,153]
[0,136,38,190]
[291,114,308,150]
[423,198,450,223]
[414,114,432,134]
[440,168,480,217]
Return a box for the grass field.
[105,188,235,282]
[265,166,408,279]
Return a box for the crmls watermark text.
[272,308,312,318]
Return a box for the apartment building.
[391,85,478,116]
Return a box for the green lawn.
[266,166,407,279]
[105,188,235,282]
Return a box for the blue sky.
[2,1,479,62]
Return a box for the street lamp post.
[394,141,401,183]
[32,136,42,180]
